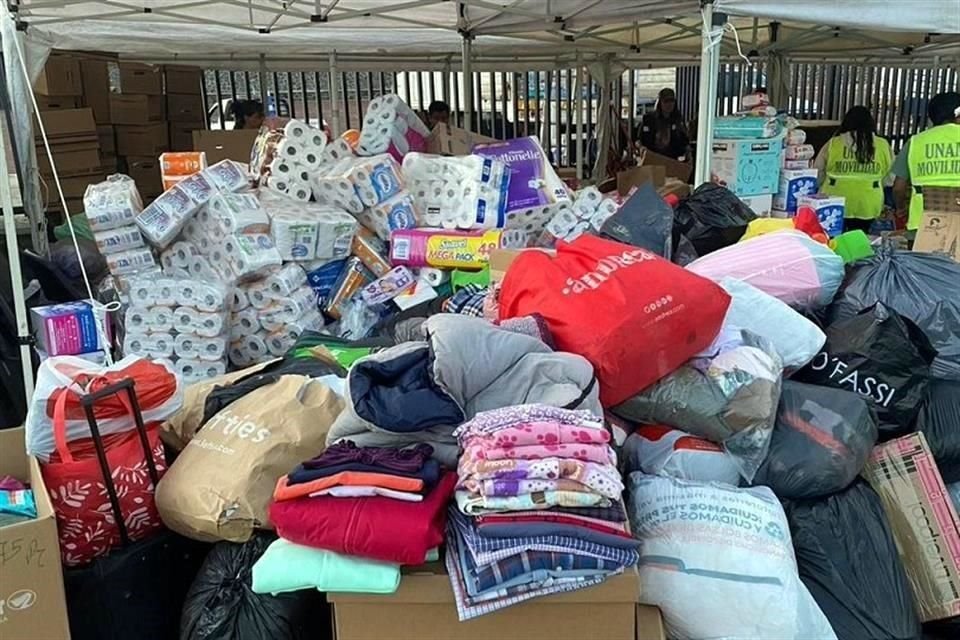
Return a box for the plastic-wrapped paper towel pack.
[402,152,510,229]
[123,276,230,383]
[83,175,158,277]
[357,93,431,160]
[542,186,618,244]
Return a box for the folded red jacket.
[270,472,457,564]
[273,471,424,502]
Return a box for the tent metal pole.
[462,34,474,131]
[694,2,723,187]
[576,54,584,181]
[0,97,35,408]
[328,51,342,134]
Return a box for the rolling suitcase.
[61,377,209,640]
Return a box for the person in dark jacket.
[638,88,690,160]
[231,99,265,130]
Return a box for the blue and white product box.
[798,194,846,238]
[710,134,785,197]
[30,300,111,357]
[738,194,773,218]
[773,168,819,214]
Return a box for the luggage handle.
[52,377,162,546]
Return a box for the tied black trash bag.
[180,532,328,640]
[828,247,960,381]
[784,481,921,640]
[915,379,960,484]
[600,182,675,259]
[671,183,756,258]
[753,380,878,499]
[795,303,937,436]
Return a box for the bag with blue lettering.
[795,303,936,437]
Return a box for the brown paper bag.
[156,374,345,542]
[161,358,279,451]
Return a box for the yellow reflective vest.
[906,123,960,230]
[822,134,893,220]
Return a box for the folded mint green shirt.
[252,538,401,595]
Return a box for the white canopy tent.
[2,0,958,405]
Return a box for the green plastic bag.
[831,230,874,265]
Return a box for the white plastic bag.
[25,355,184,461]
[623,425,740,485]
[628,473,837,640]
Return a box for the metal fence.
[677,62,959,151]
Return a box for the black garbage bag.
[180,532,328,640]
[784,481,921,640]
[915,379,960,484]
[600,182,675,259]
[671,183,756,258]
[795,303,937,436]
[828,247,960,381]
[753,380,878,499]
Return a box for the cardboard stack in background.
[76,51,119,176]
[165,65,206,153]
[112,62,168,199]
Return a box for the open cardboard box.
[192,130,259,165]
[330,563,642,640]
[427,125,497,156]
[0,428,71,640]
[913,186,960,261]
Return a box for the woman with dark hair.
[638,88,690,160]
[231,99,265,130]
[813,106,893,232]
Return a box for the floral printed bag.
[41,381,167,567]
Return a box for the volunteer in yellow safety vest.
[813,106,893,234]
[892,91,960,234]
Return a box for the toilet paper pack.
[472,136,571,213]
[403,153,510,229]
[83,175,144,232]
[357,94,430,161]
[357,190,419,241]
[93,225,146,255]
[208,193,270,234]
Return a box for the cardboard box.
[617,165,666,197]
[36,96,81,111]
[914,186,960,261]
[79,59,113,123]
[117,62,163,95]
[115,123,169,156]
[34,54,82,96]
[711,135,784,197]
[192,129,257,164]
[34,108,96,140]
[166,93,205,123]
[30,300,110,356]
[740,193,774,218]
[636,605,666,640]
[169,123,203,152]
[640,148,693,183]
[35,141,101,176]
[427,124,497,155]
[797,194,845,238]
[123,156,164,197]
[773,168,819,213]
[100,154,119,175]
[96,125,116,156]
[109,94,166,125]
[0,428,72,640]
[56,173,105,199]
[489,247,555,284]
[164,65,204,95]
[330,564,640,640]
[863,432,960,622]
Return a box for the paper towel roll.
[232,289,250,312]
[204,159,250,193]
[272,213,320,262]
[147,307,174,332]
[284,309,324,341]
[174,333,200,359]
[418,267,450,287]
[125,307,150,332]
[196,337,227,361]
[267,263,307,297]
[173,307,225,338]
[265,330,295,357]
[231,308,260,337]
[191,284,228,313]
[229,341,252,367]
[273,286,318,321]
[177,359,226,382]
[129,282,154,307]
[244,334,269,360]
[259,312,286,333]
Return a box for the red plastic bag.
[498,235,730,406]
[41,387,167,567]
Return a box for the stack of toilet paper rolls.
[542,186,619,244]
[402,153,510,230]
[123,275,231,384]
[263,119,356,202]
[260,189,359,262]
[84,175,158,277]
[229,263,324,367]
[357,94,430,160]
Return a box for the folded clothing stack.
[259,442,456,595]
[447,404,638,620]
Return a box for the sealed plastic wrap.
[356,190,419,241]
[627,473,837,640]
[719,277,826,370]
[796,304,937,435]
[783,481,921,640]
[672,183,756,257]
[828,248,960,380]
[623,425,740,485]
[83,174,144,231]
[915,379,960,484]
[403,152,510,229]
[208,192,270,234]
[472,137,572,213]
[613,330,782,481]
[136,185,201,248]
[357,93,430,160]
[180,532,327,640]
[687,230,845,308]
[753,381,878,499]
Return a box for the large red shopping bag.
[498,235,731,406]
[41,382,167,567]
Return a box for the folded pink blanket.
[473,421,610,448]
[462,442,616,466]
[458,457,623,499]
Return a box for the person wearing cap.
[638,88,690,161]
[892,91,960,232]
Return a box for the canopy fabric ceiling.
[4,0,959,70]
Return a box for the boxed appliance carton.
[710,134,784,197]
[0,428,71,640]
[329,563,640,640]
